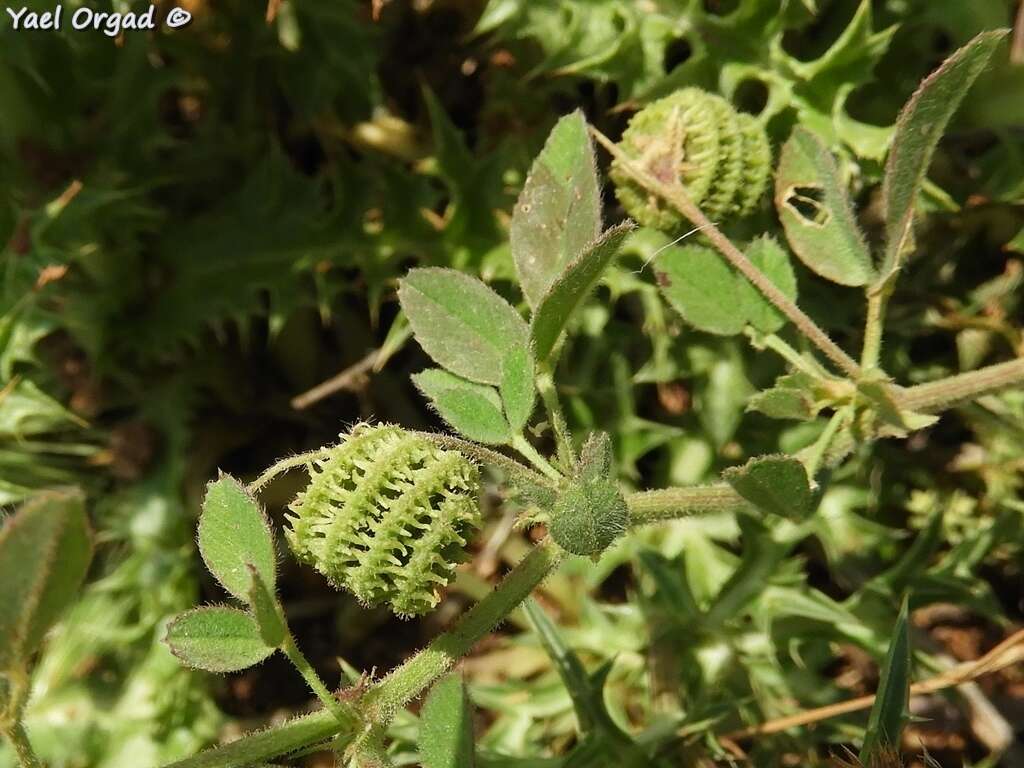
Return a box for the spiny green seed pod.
[609,88,772,232]
[284,424,481,618]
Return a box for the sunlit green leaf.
[512,111,601,308]
[247,565,285,649]
[531,222,634,363]
[165,607,275,673]
[500,344,535,434]
[657,245,745,336]
[400,268,529,385]
[413,369,512,445]
[198,476,277,603]
[880,29,1008,278]
[723,454,816,521]
[775,127,874,286]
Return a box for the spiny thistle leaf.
[860,597,912,762]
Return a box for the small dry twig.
[291,349,380,410]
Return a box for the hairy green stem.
[280,632,354,727]
[861,286,889,369]
[163,540,563,768]
[247,448,334,494]
[512,435,562,482]
[414,431,555,489]
[2,724,42,768]
[626,485,748,524]
[162,709,344,768]
[746,329,825,378]
[590,126,863,381]
[362,539,563,722]
[535,366,575,470]
[804,407,849,478]
[899,358,1024,412]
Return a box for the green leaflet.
[657,236,796,335]
[197,476,277,603]
[419,674,476,768]
[775,127,874,287]
[500,344,536,434]
[530,222,634,363]
[165,607,275,673]
[413,368,512,445]
[0,379,87,439]
[247,564,286,649]
[723,454,816,522]
[400,268,530,385]
[0,489,92,671]
[511,111,601,309]
[859,597,911,762]
[739,237,798,334]
[694,346,752,448]
[747,385,816,421]
[880,29,1008,279]
[658,245,745,336]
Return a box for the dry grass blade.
[723,628,1024,740]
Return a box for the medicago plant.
[3,25,1022,768]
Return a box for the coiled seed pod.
[285,424,481,618]
[610,88,772,232]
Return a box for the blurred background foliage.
[0,0,1022,765]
